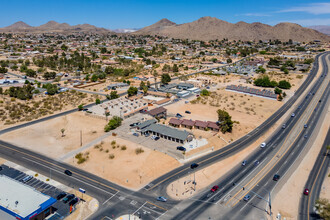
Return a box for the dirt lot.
[0,89,94,130]
[66,137,181,190]
[0,112,107,158]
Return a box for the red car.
[211,185,219,192]
[304,188,309,195]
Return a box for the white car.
[260,142,266,148]
[291,113,295,117]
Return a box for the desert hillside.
[135,16,330,42]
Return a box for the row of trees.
[254,76,291,89]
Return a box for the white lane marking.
[189,198,217,204]
[22,157,114,196]
[156,210,168,220]
[132,201,147,215]
[102,191,119,205]
[239,194,256,212]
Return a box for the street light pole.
[233,183,272,216]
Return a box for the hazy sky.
[1,0,330,29]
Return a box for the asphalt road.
[299,129,330,220]
[0,52,327,220]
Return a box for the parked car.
[190,163,199,169]
[63,194,75,203]
[151,135,160,141]
[177,146,186,151]
[132,133,139,137]
[176,113,183,118]
[145,133,150,137]
[243,195,251,201]
[57,192,67,200]
[185,111,191,114]
[130,122,140,127]
[303,188,309,195]
[157,196,167,202]
[64,170,72,176]
[69,198,79,206]
[242,160,247,166]
[260,142,266,148]
[211,185,219,192]
[22,175,33,183]
[273,174,280,181]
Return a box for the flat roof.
[144,124,192,141]
[0,175,56,218]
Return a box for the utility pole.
[80,130,82,146]
[233,183,272,216]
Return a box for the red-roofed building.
[168,118,183,127]
[181,119,195,129]
[194,120,208,130]
[207,121,220,131]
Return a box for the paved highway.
[299,129,330,220]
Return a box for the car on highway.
[132,133,139,137]
[304,124,308,128]
[177,146,186,151]
[273,174,280,181]
[254,160,260,166]
[56,192,67,200]
[185,110,191,114]
[242,160,247,166]
[63,194,75,203]
[190,163,199,169]
[69,197,79,206]
[291,113,295,117]
[64,170,72,176]
[211,185,219,192]
[157,196,167,202]
[303,188,309,195]
[298,105,302,109]
[243,195,251,201]
[304,134,308,139]
[260,142,266,148]
[319,99,322,103]
[282,124,286,129]
[0,166,2,171]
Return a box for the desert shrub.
[109,154,115,159]
[121,145,127,150]
[135,148,144,155]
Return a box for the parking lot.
[0,164,81,220]
[114,113,185,160]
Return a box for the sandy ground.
[319,168,330,200]
[0,112,107,158]
[0,157,6,165]
[66,137,181,190]
[165,88,282,156]
[271,103,330,219]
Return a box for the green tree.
[139,81,146,89]
[274,87,282,94]
[127,86,138,97]
[43,83,58,95]
[201,89,210,96]
[0,87,3,94]
[26,69,36,77]
[226,58,232,63]
[91,74,98,82]
[95,98,101,104]
[78,104,84,111]
[147,81,151,88]
[217,109,234,133]
[108,91,119,100]
[278,80,291,89]
[104,116,123,132]
[143,86,148,94]
[161,73,171,84]
[173,64,179,72]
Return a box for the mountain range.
[135,17,330,42]
[1,18,329,42]
[308,25,330,36]
[0,21,110,33]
